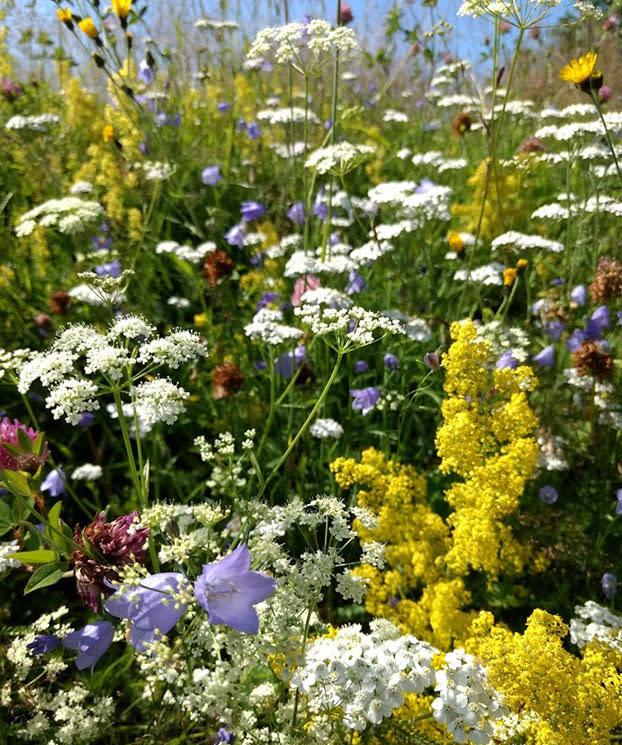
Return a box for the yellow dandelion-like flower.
[503,267,517,286]
[78,17,99,39]
[112,0,133,20]
[559,52,602,92]
[56,8,72,23]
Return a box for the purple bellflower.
[346,271,368,296]
[41,468,66,497]
[532,345,555,368]
[616,488,622,515]
[275,345,306,380]
[585,305,610,340]
[539,485,558,504]
[61,621,115,670]
[215,728,236,744]
[602,572,618,600]
[27,634,61,655]
[202,165,222,186]
[94,260,121,278]
[384,353,399,370]
[194,545,276,634]
[287,201,305,225]
[137,60,154,86]
[349,387,380,415]
[105,573,189,652]
[496,350,518,370]
[241,202,266,222]
[570,285,586,306]
[225,224,245,248]
[218,102,232,113]
[353,360,368,374]
[566,329,586,352]
[246,121,261,140]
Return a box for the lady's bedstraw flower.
[194,545,276,634]
[559,52,603,93]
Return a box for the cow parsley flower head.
[305,143,376,176]
[290,622,437,730]
[131,379,190,428]
[432,649,508,744]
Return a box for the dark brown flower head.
[34,313,53,332]
[212,362,245,400]
[49,290,71,315]
[519,135,546,154]
[572,340,612,380]
[72,511,149,611]
[589,258,622,303]
[452,111,472,137]
[203,249,234,287]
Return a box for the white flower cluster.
[309,418,344,439]
[569,601,622,652]
[0,540,20,573]
[137,161,176,181]
[256,107,319,125]
[156,240,215,263]
[194,17,239,30]
[17,319,206,426]
[71,463,103,481]
[5,113,60,132]
[305,143,376,175]
[432,649,508,744]
[0,347,29,380]
[290,621,437,730]
[411,151,468,171]
[244,308,303,345]
[247,20,358,71]
[491,231,564,253]
[294,304,404,349]
[454,262,505,286]
[15,197,105,237]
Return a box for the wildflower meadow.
[1,0,622,742]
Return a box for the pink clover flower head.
[105,572,189,652]
[291,275,320,307]
[194,545,276,634]
[0,417,49,472]
[72,511,150,611]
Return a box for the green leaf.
[0,469,32,497]
[9,549,58,565]
[17,428,33,452]
[48,501,62,533]
[24,562,68,594]
[0,500,14,535]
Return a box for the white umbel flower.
[71,463,103,481]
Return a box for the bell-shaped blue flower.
[194,545,276,634]
[104,572,189,652]
[61,621,114,670]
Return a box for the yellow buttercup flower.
[102,124,115,143]
[112,0,133,19]
[559,52,602,93]
[448,231,465,254]
[503,267,517,286]
[78,17,99,39]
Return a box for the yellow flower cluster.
[436,320,541,577]
[451,159,521,240]
[466,610,622,745]
[331,448,476,649]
